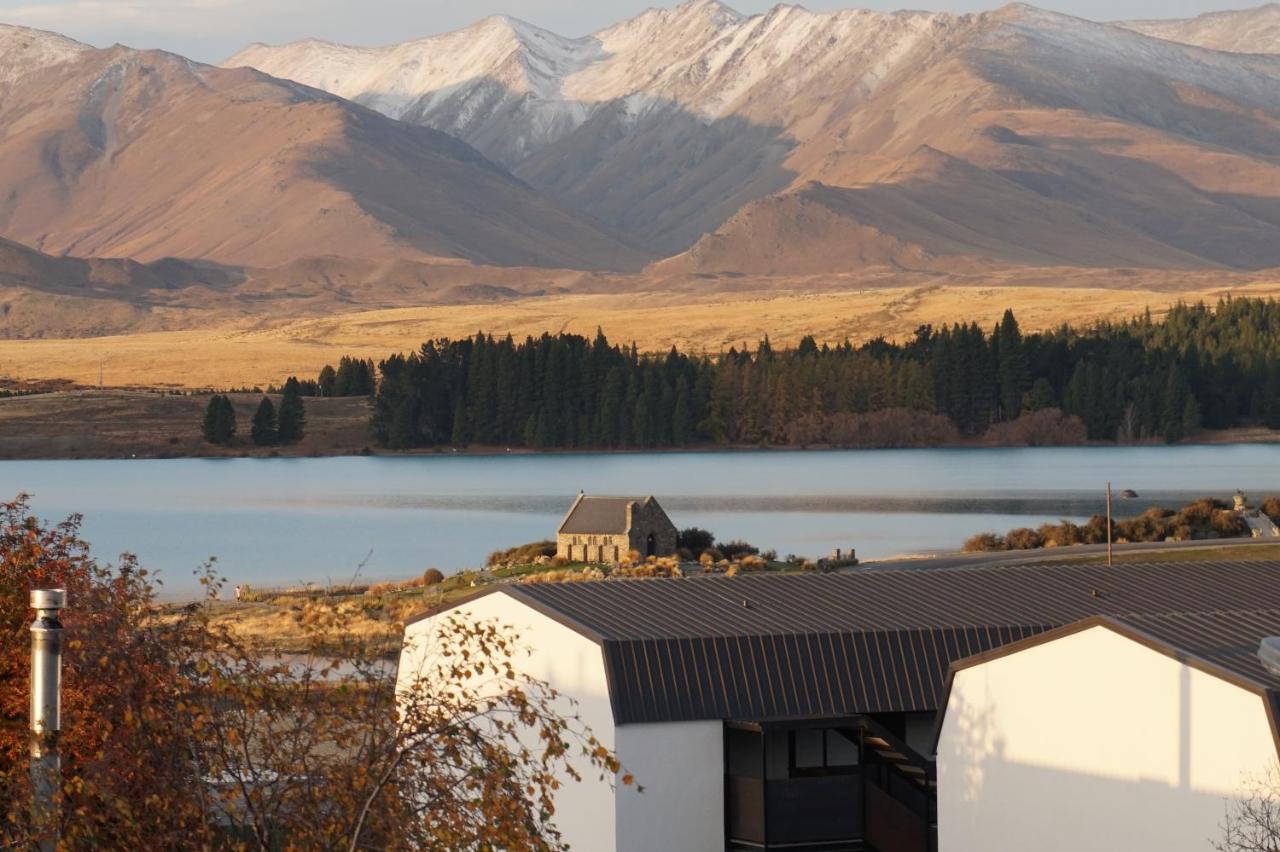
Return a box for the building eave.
[928,614,1280,759]
[402,584,608,646]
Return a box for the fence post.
[30,589,64,852]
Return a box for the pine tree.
[250,396,278,446]
[450,395,468,446]
[277,377,307,444]
[672,377,693,445]
[201,395,236,445]
[317,365,337,398]
[996,310,1030,420]
[1024,378,1057,412]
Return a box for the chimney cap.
[30,589,66,611]
[1260,636,1280,678]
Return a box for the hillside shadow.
[992,142,1280,269]
[342,67,799,259]
[789,137,1280,270]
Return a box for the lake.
[3,445,1279,598]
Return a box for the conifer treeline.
[351,299,1280,450]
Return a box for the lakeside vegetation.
[339,298,1280,451]
[962,496,1280,553]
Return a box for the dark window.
[726,727,762,778]
[788,728,859,777]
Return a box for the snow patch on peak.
[1119,3,1280,54]
[0,23,90,84]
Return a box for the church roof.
[558,495,648,534]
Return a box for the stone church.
[556,492,678,563]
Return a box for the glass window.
[793,729,825,769]
[826,730,859,767]
[788,728,859,776]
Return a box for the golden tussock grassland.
[6,279,1280,389]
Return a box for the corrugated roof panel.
[502,561,1280,724]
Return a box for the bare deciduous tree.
[1215,764,1280,852]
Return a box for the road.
[857,535,1280,571]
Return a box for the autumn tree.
[1,495,624,850]
[0,494,210,849]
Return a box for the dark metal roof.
[1117,608,1280,692]
[558,496,639,534]
[501,560,1280,725]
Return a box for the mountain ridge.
[1120,4,1280,54]
[225,2,1280,268]
[0,31,647,271]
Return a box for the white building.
[936,613,1280,852]
[399,560,1280,852]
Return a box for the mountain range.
[1120,4,1280,54]
[3,2,1280,340]
[0,24,641,272]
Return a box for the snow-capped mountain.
[226,1,951,163]
[225,0,972,253]
[226,2,1280,269]
[229,15,604,165]
[0,23,88,84]
[1121,4,1280,55]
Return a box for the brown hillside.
[0,41,646,271]
[663,7,1280,274]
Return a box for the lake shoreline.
[11,445,1280,598]
[3,389,1280,461]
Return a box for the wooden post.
[1106,481,1113,567]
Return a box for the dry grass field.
[6,278,1280,389]
[191,540,1280,653]
[0,391,372,459]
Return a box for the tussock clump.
[487,540,557,567]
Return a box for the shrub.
[962,532,1006,553]
[1038,521,1083,548]
[980,409,1088,447]
[422,568,444,586]
[486,540,556,566]
[1262,496,1280,526]
[1082,515,1112,545]
[1210,509,1249,538]
[720,540,760,560]
[1004,528,1043,550]
[676,527,715,554]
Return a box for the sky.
[0,0,1264,62]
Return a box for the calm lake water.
[3,445,1279,598]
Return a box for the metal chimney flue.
[30,588,64,852]
[1261,636,1280,679]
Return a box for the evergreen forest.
[345,299,1280,450]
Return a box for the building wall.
[556,532,630,562]
[936,625,1278,852]
[627,499,678,557]
[397,593,618,850]
[615,721,724,852]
